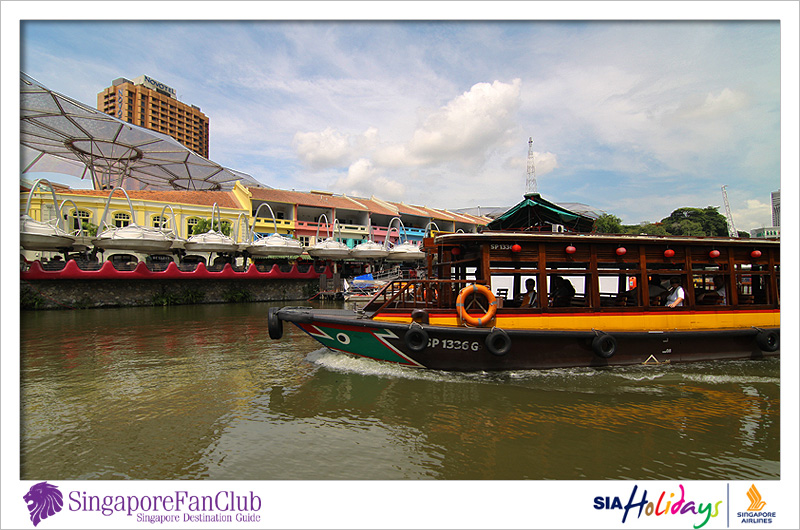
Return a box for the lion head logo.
[23,482,63,527]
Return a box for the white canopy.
[20,72,260,191]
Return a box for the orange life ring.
[456,284,497,327]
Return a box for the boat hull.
[274,307,779,371]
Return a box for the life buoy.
[456,284,497,327]
[485,328,512,356]
[404,327,429,352]
[268,307,283,340]
[755,330,779,352]
[592,333,616,358]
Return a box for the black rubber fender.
[756,330,779,352]
[404,327,429,352]
[485,328,512,356]
[592,333,616,358]
[268,307,283,340]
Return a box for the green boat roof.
[485,193,596,232]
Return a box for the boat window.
[597,263,642,308]
[545,260,588,308]
[692,265,730,306]
[735,264,774,306]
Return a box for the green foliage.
[20,286,46,310]
[593,214,624,234]
[660,207,728,237]
[151,287,206,306]
[192,218,232,236]
[222,288,253,303]
[80,220,98,237]
[625,223,669,236]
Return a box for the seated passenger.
[551,276,575,307]
[648,274,668,305]
[698,275,728,305]
[520,278,538,307]
[666,276,685,308]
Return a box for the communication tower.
[525,137,537,194]
[721,185,737,237]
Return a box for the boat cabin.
[362,232,780,317]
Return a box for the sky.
[6,5,794,233]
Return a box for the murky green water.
[20,302,780,480]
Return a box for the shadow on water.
[20,302,779,480]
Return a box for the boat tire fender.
[405,327,429,352]
[485,328,512,356]
[755,330,779,352]
[592,333,616,358]
[268,307,283,340]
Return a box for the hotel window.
[152,215,167,228]
[113,212,131,228]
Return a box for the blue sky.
[6,5,795,232]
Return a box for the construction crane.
[525,137,537,194]
[721,185,738,237]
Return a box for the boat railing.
[364,278,487,313]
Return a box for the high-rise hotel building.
[97,75,210,158]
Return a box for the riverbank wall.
[20,279,318,310]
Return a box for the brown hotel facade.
[97,75,210,158]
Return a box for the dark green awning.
[486,193,595,232]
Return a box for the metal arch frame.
[20,72,261,191]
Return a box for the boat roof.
[485,193,596,232]
[434,230,781,247]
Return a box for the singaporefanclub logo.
[738,484,776,524]
[21,484,263,526]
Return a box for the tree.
[192,218,232,236]
[626,223,668,236]
[593,214,624,234]
[660,207,728,237]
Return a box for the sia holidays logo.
[23,482,63,527]
[593,484,723,529]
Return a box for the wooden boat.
[268,231,779,371]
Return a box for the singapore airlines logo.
[746,484,766,511]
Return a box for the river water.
[20,301,780,481]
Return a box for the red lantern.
[664,249,675,258]
[565,245,576,254]
[616,247,627,256]
[751,250,762,259]
[511,244,522,253]
[709,249,720,259]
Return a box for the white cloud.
[400,79,522,166]
[332,158,405,201]
[292,127,379,170]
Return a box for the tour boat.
[268,231,780,371]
